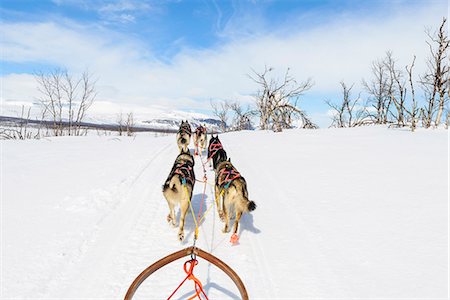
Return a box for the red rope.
[167,155,209,299]
[167,259,209,300]
[167,133,211,300]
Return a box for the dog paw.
[222,226,229,233]
[167,215,176,226]
[218,211,225,222]
[178,232,184,241]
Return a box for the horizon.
[1,0,448,128]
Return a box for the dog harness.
[208,140,223,160]
[195,126,206,135]
[194,126,206,152]
[173,162,195,186]
[178,124,192,136]
[217,166,241,189]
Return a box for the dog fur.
[214,159,256,234]
[176,120,192,153]
[193,125,207,154]
[207,135,227,170]
[162,149,195,241]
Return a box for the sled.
[124,246,249,299]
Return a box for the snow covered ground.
[2,127,448,299]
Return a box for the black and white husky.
[176,120,192,153]
[162,150,195,241]
[207,135,227,170]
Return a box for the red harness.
[195,126,206,136]
[218,167,241,188]
[208,140,223,160]
[173,163,194,186]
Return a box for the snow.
[1,127,448,299]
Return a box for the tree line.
[213,18,449,132]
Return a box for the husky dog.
[207,135,227,170]
[176,120,192,153]
[193,125,207,155]
[215,159,256,234]
[162,149,195,241]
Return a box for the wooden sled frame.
[124,246,249,299]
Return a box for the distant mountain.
[141,117,222,132]
[0,100,223,133]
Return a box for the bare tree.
[210,99,230,132]
[126,112,135,136]
[36,69,64,136]
[74,71,97,135]
[404,56,420,131]
[420,17,449,128]
[249,66,314,131]
[0,106,40,140]
[362,58,389,124]
[117,112,124,136]
[383,51,413,127]
[326,82,367,128]
[35,69,97,136]
[229,102,254,131]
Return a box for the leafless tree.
[384,51,411,127]
[117,112,124,136]
[404,56,420,131]
[0,106,39,140]
[249,66,314,131]
[35,69,97,136]
[210,99,230,132]
[362,59,389,124]
[229,102,254,131]
[126,112,135,136]
[420,17,449,128]
[36,69,64,136]
[326,82,368,128]
[74,71,97,135]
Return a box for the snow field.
[2,127,448,299]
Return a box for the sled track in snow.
[43,140,177,297]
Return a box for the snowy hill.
[2,127,448,299]
[1,100,222,132]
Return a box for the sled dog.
[162,149,195,241]
[176,120,192,153]
[207,135,227,170]
[215,159,256,234]
[193,125,207,155]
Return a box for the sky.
[1,0,448,127]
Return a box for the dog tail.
[162,176,178,193]
[247,200,256,212]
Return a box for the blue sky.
[1,0,447,127]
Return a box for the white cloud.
[1,1,447,126]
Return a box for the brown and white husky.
[176,120,192,153]
[193,125,207,155]
[214,159,256,235]
[162,150,195,241]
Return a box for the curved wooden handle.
[124,246,249,299]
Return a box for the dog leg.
[178,199,189,241]
[232,211,242,234]
[166,201,176,227]
[215,186,225,222]
[222,204,229,233]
